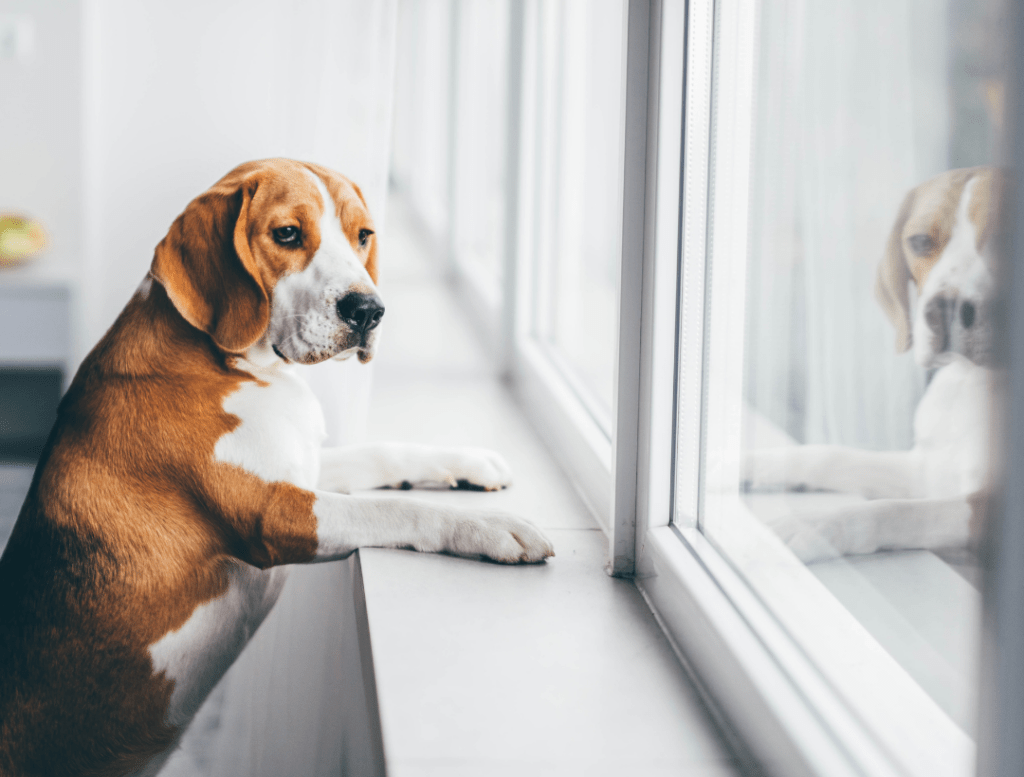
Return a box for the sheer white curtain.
[450,0,510,302]
[81,1,397,774]
[389,0,454,242]
[744,0,948,450]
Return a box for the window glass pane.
[527,0,625,426]
[688,0,1005,760]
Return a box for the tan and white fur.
[0,159,552,777]
[744,167,997,562]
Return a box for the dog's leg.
[213,475,553,567]
[309,492,552,563]
[765,495,975,563]
[743,446,928,499]
[318,443,513,493]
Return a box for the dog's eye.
[273,226,301,246]
[358,228,374,248]
[907,234,935,255]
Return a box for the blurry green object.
[0,214,46,267]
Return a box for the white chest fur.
[149,352,327,726]
[213,355,327,489]
[913,355,992,496]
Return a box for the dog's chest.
[214,363,327,489]
[914,359,990,445]
[147,364,326,730]
[914,357,992,492]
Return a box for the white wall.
[0,0,81,277]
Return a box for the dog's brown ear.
[875,189,916,352]
[151,175,269,352]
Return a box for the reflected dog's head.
[151,158,384,365]
[876,166,996,368]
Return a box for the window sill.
[358,528,736,776]
[351,376,740,776]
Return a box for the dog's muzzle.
[922,291,992,366]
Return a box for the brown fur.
[876,189,917,352]
[0,159,375,776]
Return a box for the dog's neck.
[77,278,248,384]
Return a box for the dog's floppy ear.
[151,174,269,353]
[875,189,915,352]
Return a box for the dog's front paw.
[438,447,513,492]
[448,510,554,563]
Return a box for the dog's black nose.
[337,292,385,333]
[960,300,976,329]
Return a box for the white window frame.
[977,7,1024,775]
[621,1,1013,776]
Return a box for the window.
[511,0,628,525]
[634,0,1014,775]
[521,0,625,426]
[392,0,1024,774]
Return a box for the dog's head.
[150,158,383,365]
[876,166,997,368]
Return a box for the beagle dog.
[745,166,996,562]
[0,159,553,777]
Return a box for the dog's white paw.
[447,510,554,563]
[437,447,513,492]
